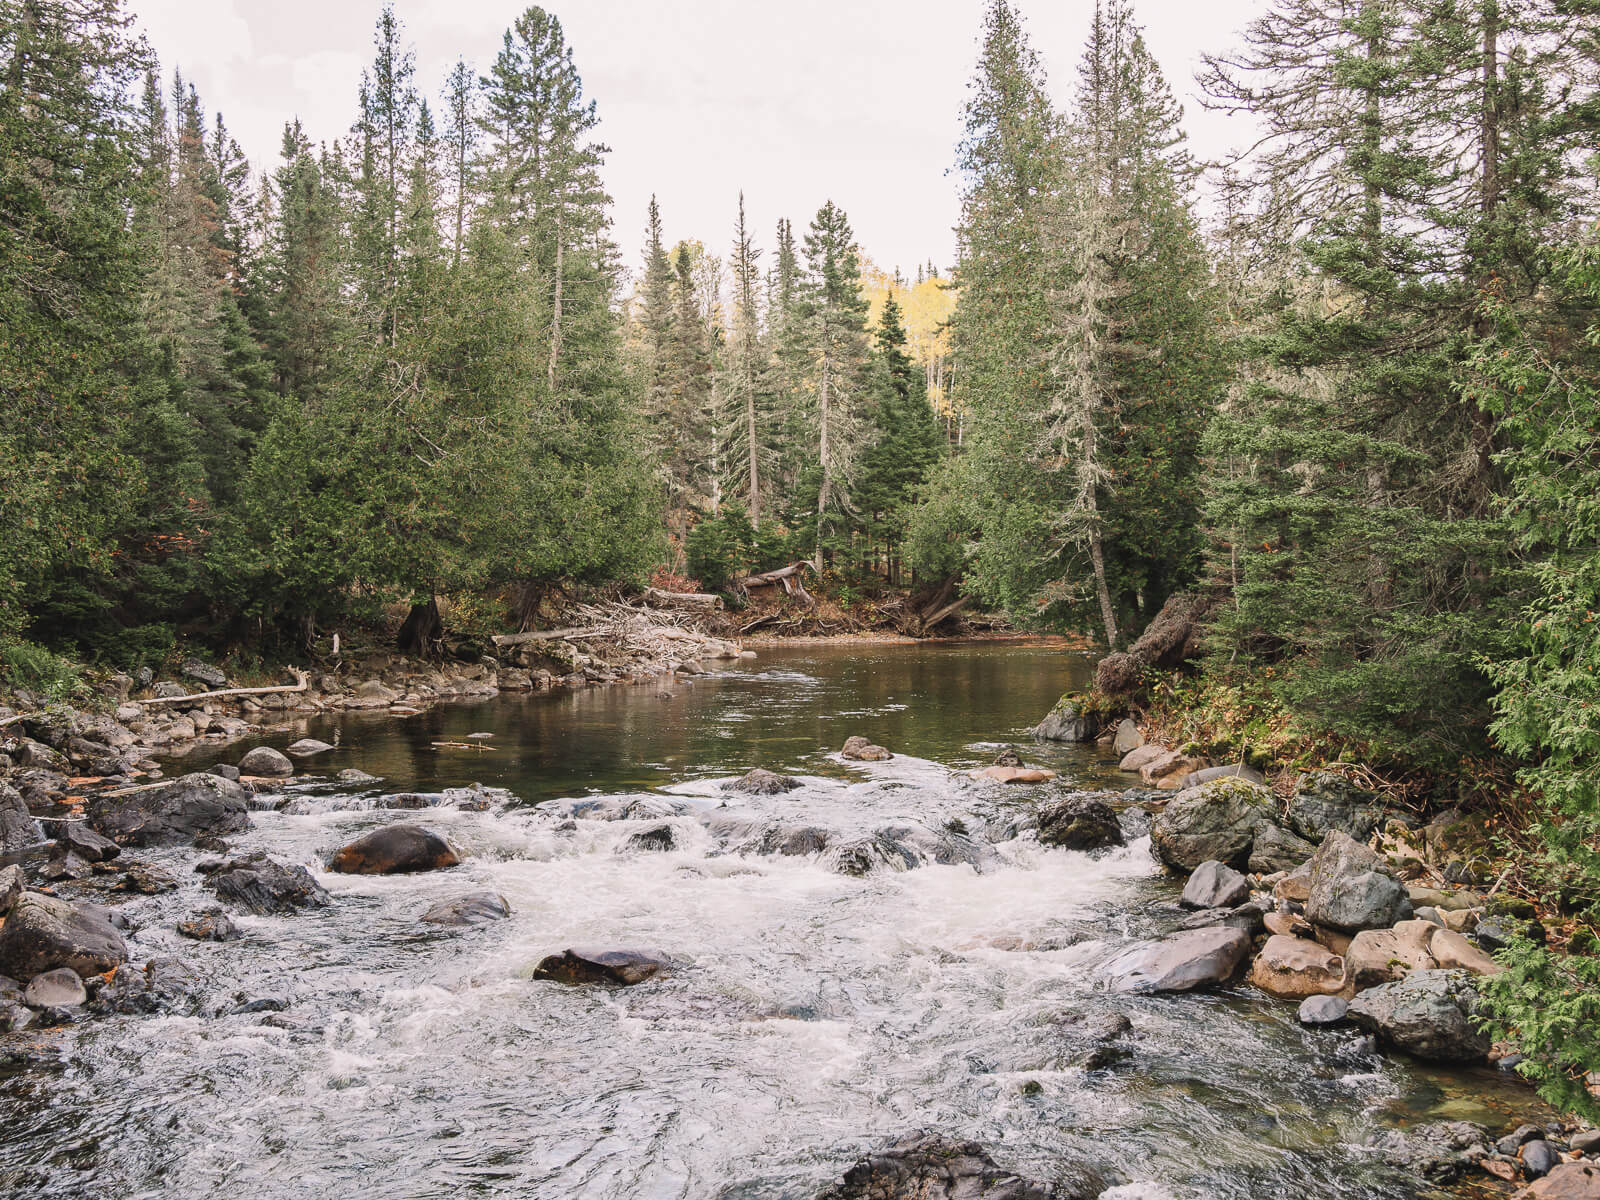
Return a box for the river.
[0,642,1539,1198]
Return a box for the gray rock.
[1112,718,1144,755]
[41,850,92,881]
[421,892,511,927]
[0,1004,35,1033]
[1496,1124,1544,1156]
[151,681,189,699]
[623,824,676,852]
[1474,916,1531,953]
[88,771,251,846]
[814,1133,1052,1200]
[24,967,86,1008]
[1247,823,1316,874]
[1304,831,1407,932]
[181,657,227,688]
[205,852,331,914]
[721,768,803,795]
[1036,795,1124,851]
[1367,1120,1489,1183]
[1286,770,1387,843]
[93,958,205,1016]
[177,908,242,941]
[1149,778,1277,872]
[207,763,242,782]
[56,822,120,863]
[1570,1129,1600,1156]
[531,948,669,986]
[286,738,335,757]
[1032,699,1098,742]
[1523,1139,1561,1180]
[1347,969,1490,1063]
[1181,860,1250,909]
[1103,925,1253,993]
[337,769,381,784]
[14,738,69,771]
[0,782,39,854]
[0,893,128,981]
[1178,899,1269,937]
[238,746,294,777]
[0,864,23,916]
[1298,994,1350,1026]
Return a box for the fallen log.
[138,669,309,707]
[643,586,723,610]
[738,562,810,588]
[490,628,584,648]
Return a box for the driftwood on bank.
[138,669,310,708]
[737,562,816,607]
[490,628,583,648]
[643,586,723,610]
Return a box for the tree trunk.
[397,597,443,657]
[548,201,564,392]
[746,359,761,527]
[1481,0,1500,216]
[816,324,832,567]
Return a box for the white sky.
[129,0,1265,279]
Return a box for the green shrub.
[0,640,85,702]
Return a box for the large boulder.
[1247,824,1316,874]
[1181,861,1250,909]
[531,948,668,986]
[1032,698,1098,742]
[1304,831,1407,932]
[1345,920,1503,990]
[1517,1163,1600,1199]
[1036,796,1124,851]
[87,772,251,846]
[0,893,128,981]
[1347,969,1490,1063]
[814,1133,1052,1200]
[328,824,460,874]
[1103,926,1252,993]
[1286,771,1387,843]
[1248,934,1346,1000]
[0,781,38,853]
[238,746,294,777]
[1150,778,1276,872]
[204,852,331,914]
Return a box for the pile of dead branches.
[490,599,741,675]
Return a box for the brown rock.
[1517,1163,1600,1199]
[840,736,893,762]
[1118,744,1168,773]
[1429,926,1503,976]
[969,766,1057,784]
[1345,921,1441,990]
[328,824,460,875]
[1138,749,1203,785]
[1248,934,1346,999]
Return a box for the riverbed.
[0,643,1541,1198]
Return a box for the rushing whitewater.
[0,645,1537,1198]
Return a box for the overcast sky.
[129,0,1264,279]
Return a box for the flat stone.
[1103,925,1252,993]
[1119,744,1168,772]
[23,967,87,1007]
[337,769,381,784]
[286,738,335,757]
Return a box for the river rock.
[205,852,331,914]
[841,736,893,762]
[722,769,803,795]
[1033,698,1098,742]
[1248,823,1316,874]
[1112,718,1144,755]
[624,824,676,852]
[814,1133,1056,1200]
[1286,771,1387,843]
[1569,1129,1600,1156]
[1518,1163,1600,1199]
[1524,1140,1562,1180]
[0,893,128,981]
[1,782,39,853]
[15,737,69,772]
[421,892,511,927]
[1150,778,1276,872]
[41,849,92,881]
[1180,763,1268,789]
[1298,994,1350,1026]
[532,947,668,986]
[286,738,335,757]
[338,769,381,784]
[208,763,241,782]
[57,822,121,863]
[1036,795,1124,851]
[1304,831,1407,932]
[329,824,460,874]
[1103,926,1252,993]
[1138,748,1203,786]
[87,771,251,846]
[177,907,242,941]
[1178,899,1270,937]
[1181,861,1250,909]
[24,967,87,1008]
[1249,934,1345,999]
[0,864,23,916]
[238,746,294,776]
[1345,921,1441,990]
[1368,1120,1491,1183]
[1347,969,1490,1062]
[93,958,204,1016]
[1119,744,1168,773]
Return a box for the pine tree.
[727,193,768,526]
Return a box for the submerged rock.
[421,892,511,927]
[1036,796,1124,851]
[178,908,242,941]
[1368,1120,1490,1183]
[721,769,803,796]
[87,772,251,846]
[287,738,335,757]
[841,735,893,762]
[328,824,460,874]
[814,1133,1053,1200]
[531,947,668,986]
[1347,969,1490,1063]
[969,765,1056,784]
[1103,926,1252,994]
[0,893,128,981]
[205,852,331,914]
